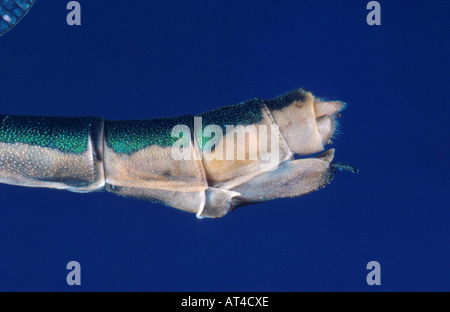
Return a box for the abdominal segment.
[0,115,105,192]
[0,88,350,218]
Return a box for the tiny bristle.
[330,162,359,174]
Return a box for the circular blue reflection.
[0,0,35,36]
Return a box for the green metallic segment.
[0,115,100,154]
[196,98,264,150]
[199,98,264,129]
[105,115,193,154]
[264,88,308,111]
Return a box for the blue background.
[0,1,448,291]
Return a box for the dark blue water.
[0,1,448,291]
